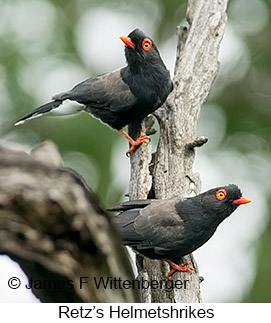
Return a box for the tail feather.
[107,199,153,212]
[14,100,62,126]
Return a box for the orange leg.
[163,259,194,278]
[119,129,150,157]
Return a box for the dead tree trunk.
[0,142,138,303]
[128,0,228,302]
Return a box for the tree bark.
[128,0,228,302]
[0,141,139,303]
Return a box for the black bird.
[15,28,173,156]
[109,184,252,277]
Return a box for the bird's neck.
[123,63,169,90]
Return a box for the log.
[0,141,138,302]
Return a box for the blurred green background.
[0,0,270,302]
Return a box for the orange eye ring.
[142,38,152,51]
[216,189,227,200]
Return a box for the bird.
[15,28,173,156]
[108,184,252,277]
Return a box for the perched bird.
[15,28,173,156]
[108,184,252,277]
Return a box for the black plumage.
[15,28,173,156]
[110,184,252,277]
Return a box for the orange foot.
[163,259,194,278]
[126,134,150,157]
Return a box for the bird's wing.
[113,198,185,252]
[113,208,144,245]
[53,69,137,112]
[134,199,185,250]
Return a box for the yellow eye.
[142,38,152,51]
[216,189,227,200]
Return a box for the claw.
[163,259,194,278]
[118,129,150,157]
[126,134,150,157]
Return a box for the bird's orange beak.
[120,36,135,49]
[232,196,252,205]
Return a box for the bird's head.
[200,184,252,222]
[120,28,162,68]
